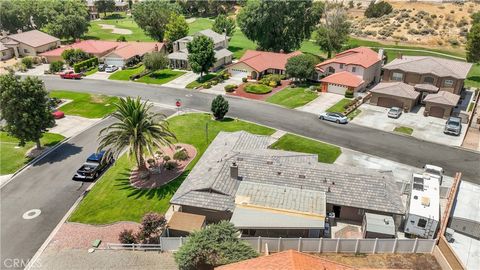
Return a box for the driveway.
[200,77,243,95]
[296,92,344,115]
[86,70,112,80]
[162,71,199,89]
[351,104,467,146]
[17,64,49,76]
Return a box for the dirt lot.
[314,253,441,270]
[348,1,479,48]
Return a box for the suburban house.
[0,30,60,59]
[215,250,375,270]
[168,29,233,70]
[315,47,383,95]
[170,131,405,238]
[40,40,165,67]
[369,56,472,118]
[227,50,302,80]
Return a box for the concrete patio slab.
[296,92,344,115]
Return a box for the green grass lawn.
[136,69,186,85]
[185,73,217,89]
[68,113,275,224]
[465,63,480,89]
[266,87,318,109]
[269,133,341,164]
[229,28,257,59]
[188,18,213,35]
[394,126,414,135]
[49,91,119,118]
[0,132,65,175]
[383,49,462,63]
[326,98,351,113]
[84,67,98,76]
[108,65,145,81]
[85,16,153,42]
[244,83,272,94]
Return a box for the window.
[327,66,335,73]
[423,76,434,84]
[392,72,403,81]
[444,79,454,87]
[417,219,427,228]
[340,64,344,69]
[23,49,29,53]
[1,52,5,56]
[352,66,357,72]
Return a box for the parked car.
[60,70,82,79]
[105,65,118,73]
[72,151,114,181]
[319,112,348,124]
[444,116,462,136]
[52,109,65,119]
[98,63,107,72]
[387,107,402,118]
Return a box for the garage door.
[429,106,445,118]
[377,97,403,108]
[230,68,249,78]
[104,58,125,68]
[327,84,347,95]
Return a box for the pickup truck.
[60,71,82,80]
[72,151,114,181]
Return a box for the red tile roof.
[106,42,165,59]
[40,40,119,56]
[317,47,381,69]
[215,250,357,270]
[320,71,365,88]
[233,50,302,72]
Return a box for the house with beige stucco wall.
[0,30,60,60]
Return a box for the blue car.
[319,112,348,124]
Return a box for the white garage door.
[104,58,125,68]
[230,68,249,78]
[327,84,348,95]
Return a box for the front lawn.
[326,98,351,113]
[244,83,272,94]
[49,91,119,118]
[136,69,186,85]
[229,28,257,59]
[266,87,318,108]
[0,132,65,175]
[269,133,341,164]
[185,73,217,89]
[108,65,145,81]
[68,113,275,224]
[394,126,414,135]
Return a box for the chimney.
[230,162,238,180]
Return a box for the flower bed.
[244,83,273,94]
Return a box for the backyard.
[49,91,119,118]
[0,132,65,175]
[266,86,318,109]
[136,69,186,85]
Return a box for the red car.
[52,110,65,119]
[60,71,82,80]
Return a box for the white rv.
[404,173,440,239]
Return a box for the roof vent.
[332,181,335,185]
[323,177,327,183]
[384,218,390,225]
[277,171,282,175]
[266,161,273,165]
[413,195,418,200]
[298,174,306,179]
[327,186,331,193]
[237,157,243,161]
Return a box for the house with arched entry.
[227,50,302,80]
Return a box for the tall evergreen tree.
[466,24,480,63]
[132,0,181,41]
[212,14,236,37]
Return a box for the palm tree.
[98,97,176,173]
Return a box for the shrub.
[165,160,177,170]
[143,52,169,71]
[136,212,166,244]
[268,81,277,87]
[224,84,237,92]
[21,57,33,69]
[129,70,151,80]
[203,82,211,89]
[117,35,127,42]
[222,73,230,79]
[61,48,90,66]
[211,95,229,120]
[365,1,393,18]
[242,77,248,83]
[163,155,171,162]
[345,89,354,98]
[73,57,98,73]
[119,229,137,244]
[49,61,64,73]
[211,80,218,85]
[173,149,189,161]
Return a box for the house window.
[444,79,454,87]
[423,76,434,84]
[352,66,357,73]
[392,72,403,81]
[417,219,427,228]
[328,66,335,73]
[1,52,5,56]
[24,49,29,53]
[340,64,344,69]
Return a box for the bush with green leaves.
[165,160,177,170]
[285,54,317,81]
[174,221,257,270]
[345,89,354,98]
[61,48,90,66]
[365,1,393,18]
[49,61,64,73]
[203,82,212,89]
[259,74,283,86]
[119,229,137,244]
[73,57,98,73]
[21,57,33,69]
[143,52,169,71]
[224,84,237,92]
[136,212,166,244]
[211,95,229,120]
[117,35,127,42]
[173,149,188,161]
[242,77,248,83]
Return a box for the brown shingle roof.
[423,91,460,106]
[370,82,420,99]
[7,30,59,48]
[167,212,205,233]
[383,56,473,79]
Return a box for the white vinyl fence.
[151,237,436,254]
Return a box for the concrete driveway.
[17,64,49,76]
[200,77,243,95]
[162,71,199,88]
[86,70,113,80]
[352,104,467,146]
[296,92,344,115]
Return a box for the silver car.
[105,65,118,73]
[319,112,348,124]
[444,116,462,136]
[387,107,402,118]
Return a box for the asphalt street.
[42,77,480,182]
[1,107,175,269]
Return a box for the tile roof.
[167,47,232,61]
[0,43,10,51]
[316,47,381,69]
[370,82,420,99]
[6,30,59,48]
[383,56,473,79]
[105,42,165,60]
[170,131,405,215]
[215,250,356,270]
[232,50,302,72]
[167,212,205,233]
[423,91,460,106]
[320,71,365,88]
[40,40,119,56]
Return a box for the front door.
[333,205,341,218]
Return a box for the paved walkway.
[162,71,199,89]
[49,116,101,138]
[296,92,344,114]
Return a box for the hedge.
[73,57,98,73]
